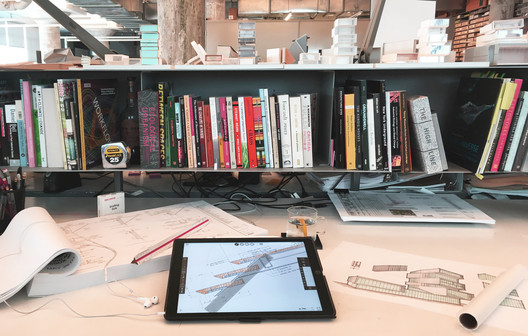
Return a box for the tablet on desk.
[164,237,336,321]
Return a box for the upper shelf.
[75,62,493,72]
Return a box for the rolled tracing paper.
[457,264,528,330]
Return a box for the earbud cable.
[3,298,164,318]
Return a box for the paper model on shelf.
[187,41,207,65]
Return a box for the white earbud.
[133,295,159,308]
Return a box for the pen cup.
[286,206,326,240]
[0,187,26,235]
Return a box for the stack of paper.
[416,19,452,63]
[140,24,160,65]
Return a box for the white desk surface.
[2,197,527,336]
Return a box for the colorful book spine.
[226,97,236,169]
[157,82,168,168]
[237,97,249,168]
[366,97,376,170]
[197,100,207,167]
[138,89,160,169]
[244,96,257,168]
[268,95,280,169]
[476,79,509,175]
[53,84,67,169]
[219,97,231,169]
[332,86,345,169]
[192,97,202,168]
[167,96,178,167]
[232,100,243,168]
[209,97,220,169]
[490,78,523,172]
[344,92,355,170]
[2,104,20,166]
[289,95,304,168]
[34,85,48,168]
[300,93,313,168]
[183,94,194,168]
[504,91,528,171]
[203,104,214,168]
[216,97,225,168]
[388,90,402,172]
[399,90,412,172]
[277,94,292,168]
[14,100,28,167]
[175,98,185,167]
[259,88,272,168]
[56,79,78,170]
[253,97,266,167]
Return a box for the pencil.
[131,218,209,264]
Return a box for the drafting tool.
[131,218,209,264]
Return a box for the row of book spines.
[16,80,70,170]
[139,92,317,170]
[481,79,527,174]
[334,83,413,173]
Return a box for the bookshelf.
[1,63,528,191]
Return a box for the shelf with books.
[1,64,527,182]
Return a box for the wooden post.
[158,0,205,65]
[489,0,515,22]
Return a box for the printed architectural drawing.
[343,264,525,309]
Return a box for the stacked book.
[416,19,452,63]
[322,17,358,65]
[140,24,160,65]
[465,18,528,65]
[238,21,256,64]
[381,40,418,63]
[476,18,527,47]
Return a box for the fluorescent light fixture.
[284,12,292,21]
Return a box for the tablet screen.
[164,238,335,321]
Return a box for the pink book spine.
[22,81,36,168]
[491,78,523,172]
[219,97,231,168]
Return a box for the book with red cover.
[232,101,243,168]
[490,78,523,172]
[203,104,214,168]
[244,96,257,168]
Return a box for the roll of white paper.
[457,263,528,330]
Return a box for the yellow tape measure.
[101,142,131,168]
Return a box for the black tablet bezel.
[164,237,336,321]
